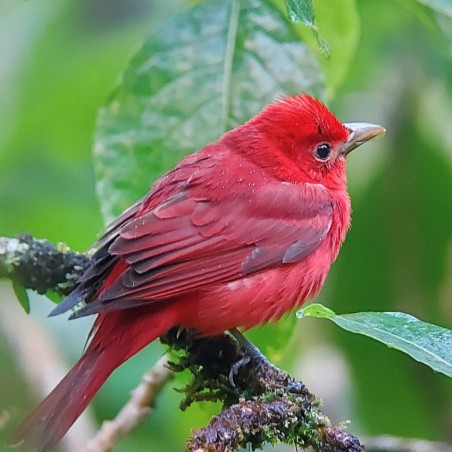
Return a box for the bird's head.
[238,94,385,189]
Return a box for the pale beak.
[342,122,386,155]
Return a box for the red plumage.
[10,94,384,451]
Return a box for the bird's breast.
[178,189,351,336]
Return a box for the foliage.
[298,304,452,378]
[0,0,451,450]
[285,0,330,57]
[95,0,327,223]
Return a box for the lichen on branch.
[0,234,89,296]
[162,329,364,451]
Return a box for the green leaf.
[94,0,324,222]
[297,304,452,378]
[12,280,30,313]
[311,0,359,98]
[285,0,315,26]
[45,290,63,304]
[285,0,330,57]
[298,302,335,319]
[282,0,360,98]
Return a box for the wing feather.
[58,152,334,318]
[78,184,333,315]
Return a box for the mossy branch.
[162,329,363,451]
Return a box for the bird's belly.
[181,256,330,336]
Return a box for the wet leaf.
[298,303,452,378]
[94,0,324,222]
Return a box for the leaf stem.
[221,0,240,132]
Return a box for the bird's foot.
[228,328,308,395]
[228,328,283,388]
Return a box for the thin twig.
[0,283,96,452]
[84,355,173,452]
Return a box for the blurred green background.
[0,0,451,451]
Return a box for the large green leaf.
[298,303,452,378]
[94,0,324,222]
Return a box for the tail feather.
[9,348,111,452]
[9,305,176,451]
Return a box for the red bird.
[11,94,384,451]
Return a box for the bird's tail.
[9,304,177,452]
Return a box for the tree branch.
[0,283,97,451]
[162,329,364,452]
[85,355,173,452]
[1,234,366,451]
[0,234,89,296]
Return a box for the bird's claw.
[227,328,287,390]
[228,355,251,387]
[175,327,185,340]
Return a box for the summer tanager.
[11,94,384,451]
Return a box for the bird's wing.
[68,176,333,318]
[49,155,212,317]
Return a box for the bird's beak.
[341,122,386,156]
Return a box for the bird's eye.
[315,143,331,161]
